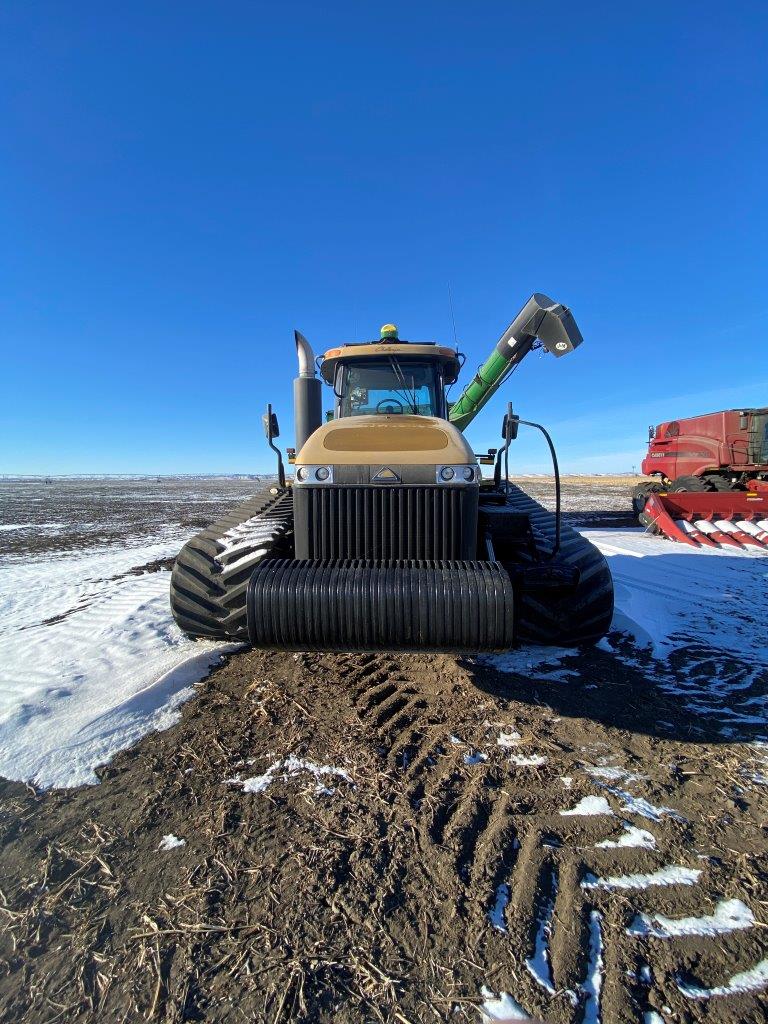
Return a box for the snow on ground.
[587,527,768,724]
[676,959,768,1000]
[0,537,237,788]
[595,823,656,849]
[486,524,767,732]
[228,754,354,797]
[628,898,754,939]
[158,834,186,851]
[478,986,531,1021]
[560,795,614,816]
[488,882,510,932]
[582,865,702,891]
[589,525,767,653]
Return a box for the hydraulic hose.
[516,418,561,560]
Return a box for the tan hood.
[296,415,475,466]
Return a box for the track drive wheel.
[170,488,294,641]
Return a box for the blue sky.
[1,1,766,475]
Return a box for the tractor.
[170,294,615,650]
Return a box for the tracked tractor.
[170,294,614,651]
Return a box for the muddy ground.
[1,477,766,1024]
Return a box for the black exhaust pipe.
[294,330,323,452]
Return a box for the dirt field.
[1,476,766,1024]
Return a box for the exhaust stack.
[294,331,323,451]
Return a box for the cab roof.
[319,342,461,385]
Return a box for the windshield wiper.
[388,357,419,414]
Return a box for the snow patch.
[525,866,557,994]
[0,537,238,788]
[561,795,614,817]
[677,958,768,999]
[587,765,646,784]
[628,898,754,939]
[586,529,768,728]
[464,751,488,765]
[235,755,352,796]
[581,910,603,1024]
[158,834,186,851]
[480,644,578,681]
[497,730,522,748]
[593,782,684,822]
[510,753,548,767]
[582,865,701,891]
[488,883,509,932]
[596,823,656,849]
[478,986,531,1021]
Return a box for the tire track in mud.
[329,651,768,1023]
[2,646,767,1024]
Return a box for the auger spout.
[448,293,582,432]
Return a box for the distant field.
[517,473,653,486]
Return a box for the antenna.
[447,282,458,348]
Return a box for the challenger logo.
[373,467,400,482]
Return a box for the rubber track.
[170,489,294,640]
[490,484,614,646]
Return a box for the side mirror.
[262,410,280,441]
[262,404,285,488]
[648,425,655,441]
[501,413,519,441]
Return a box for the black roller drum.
[246,559,514,653]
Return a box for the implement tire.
[170,488,294,641]
[631,481,661,520]
[668,475,709,492]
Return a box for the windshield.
[339,359,443,417]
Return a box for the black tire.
[638,510,657,531]
[704,474,734,491]
[668,475,709,492]
[170,489,294,640]
[631,481,661,518]
[488,485,614,647]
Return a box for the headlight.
[294,465,333,484]
[436,464,478,484]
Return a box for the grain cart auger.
[170,294,614,650]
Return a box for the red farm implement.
[633,408,768,551]
[641,486,768,550]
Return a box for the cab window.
[339,359,443,417]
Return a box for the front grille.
[294,486,477,560]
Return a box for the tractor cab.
[319,324,461,421]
